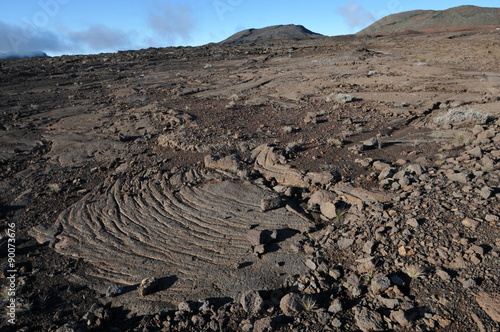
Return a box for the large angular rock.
[370,274,391,295]
[320,201,338,219]
[280,293,303,316]
[461,217,479,230]
[334,182,394,205]
[405,164,425,175]
[308,190,338,207]
[446,171,469,184]
[252,144,308,187]
[260,196,284,211]
[433,109,492,126]
[253,317,274,332]
[354,307,385,332]
[309,190,340,219]
[306,170,341,186]
[328,298,343,314]
[476,292,500,323]
[362,137,378,149]
[246,229,276,245]
[240,290,264,315]
[204,154,243,173]
[327,92,354,104]
[138,277,159,296]
[390,309,412,327]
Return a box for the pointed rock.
[354,307,385,332]
[138,277,159,296]
[370,274,391,295]
[240,290,264,315]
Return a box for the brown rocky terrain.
[0,25,499,331]
[358,5,500,35]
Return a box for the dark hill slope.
[358,5,500,35]
[220,24,322,44]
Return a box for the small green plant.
[335,203,350,222]
[362,268,376,286]
[405,265,425,279]
[440,144,454,151]
[336,209,347,222]
[225,100,236,109]
[38,291,51,309]
[17,299,34,314]
[301,296,317,311]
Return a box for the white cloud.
[0,19,140,56]
[0,2,197,57]
[0,20,68,54]
[67,25,134,52]
[148,3,195,44]
[337,1,376,31]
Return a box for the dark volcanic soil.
[0,28,499,331]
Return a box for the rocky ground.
[0,28,499,331]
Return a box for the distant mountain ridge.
[358,5,500,35]
[220,24,323,44]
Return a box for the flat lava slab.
[46,177,310,313]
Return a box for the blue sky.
[1,0,498,56]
